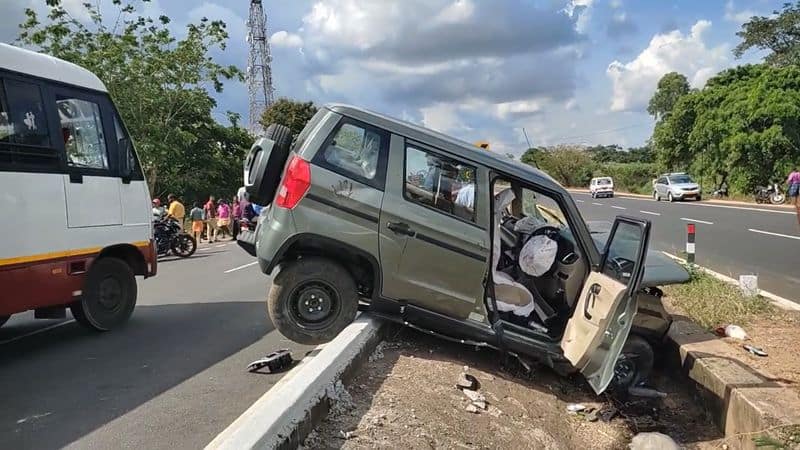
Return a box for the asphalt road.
[0,240,313,450]
[572,192,800,303]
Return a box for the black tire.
[653,191,660,201]
[667,192,675,202]
[696,196,702,202]
[267,257,358,345]
[246,123,293,205]
[171,233,197,257]
[71,257,137,331]
[0,315,9,328]
[611,335,654,391]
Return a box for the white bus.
[0,43,156,331]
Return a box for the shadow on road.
[0,301,273,450]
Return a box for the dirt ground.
[720,310,800,393]
[302,328,723,450]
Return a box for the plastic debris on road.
[246,349,293,373]
[566,403,586,413]
[743,344,768,357]
[715,324,748,340]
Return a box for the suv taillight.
[275,155,311,209]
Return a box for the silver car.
[653,173,701,202]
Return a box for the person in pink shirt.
[217,199,232,239]
[788,167,800,227]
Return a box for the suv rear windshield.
[668,175,694,184]
[595,178,612,185]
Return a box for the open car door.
[561,216,651,394]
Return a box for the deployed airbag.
[519,235,558,276]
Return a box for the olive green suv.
[239,104,687,394]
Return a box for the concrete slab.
[667,319,800,449]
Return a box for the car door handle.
[387,222,415,236]
[583,284,601,320]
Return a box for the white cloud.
[271,30,303,48]
[495,99,542,119]
[432,0,475,25]
[420,103,465,133]
[563,0,594,33]
[606,20,728,112]
[724,0,757,24]
[610,0,622,9]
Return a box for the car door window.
[57,96,109,170]
[317,119,388,189]
[404,145,476,223]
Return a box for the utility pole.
[246,0,275,136]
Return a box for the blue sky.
[0,0,779,156]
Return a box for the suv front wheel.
[267,257,359,345]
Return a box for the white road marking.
[592,202,603,206]
[224,261,259,273]
[215,244,226,248]
[680,217,714,225]
[639,210,661,216]
[682,201,795,215]
[198,247,213,252]
[661,251,800,311]
[0,320,75,345]
[575,199,585,203]
[748,228,800,241]
[610,205,626,210]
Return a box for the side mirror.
[120,138,132,178]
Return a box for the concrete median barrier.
[667,320,800,449]
[206,315,385,450]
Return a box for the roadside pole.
[686,223,696,265]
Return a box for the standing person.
[788,167,800,227]
[152,198,165,219]
[217,199,232,239]
[204,196,218,243]
[166,194,185,229]
[232,196,242,239]
[189,202,205,243]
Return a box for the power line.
[548,122,651,143]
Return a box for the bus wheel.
[71,257,137,331]
[0,315,8,328]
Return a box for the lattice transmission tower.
[246,0,275,136]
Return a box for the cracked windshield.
[2,1,800,449]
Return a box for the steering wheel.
[531,225,561,240]
[607,256,634,282]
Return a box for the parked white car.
[590,177,614,198]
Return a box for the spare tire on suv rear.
[244,123,293,205]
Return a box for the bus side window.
[114,113,143,180]
[0,77,60,169]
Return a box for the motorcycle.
[711,186,728,199]
[153,217,197,257]
[754,182,786,205]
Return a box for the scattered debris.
[456,372,479,391]
[327,380,356,417]
[599,405,619,422]
[628,387,668,398]
[368,342,386,362]
[462,388,485,404]
[16,412,52,424]
[629,432,680,450]
[465,404,479,413]
[337,430,356,440]
[584,408,600,422]
[246,349,292,373]
[715,324,748,340]
[566,403,586,413]
[743,344,768,357]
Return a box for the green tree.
[647,72,691,120]
[260,99,318,137]
[734,1,800,67]
[18,0,243,196]
[652,93,698,171]
[533,145,595,187]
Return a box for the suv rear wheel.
[267,257,359,345]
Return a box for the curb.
[205,315,385,450]
[567,188,796,210]
[666,320,800,449]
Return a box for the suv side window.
[57,96,109,170]
[404,144,477,223]
[657,177,667,185]
[315,118,389,190]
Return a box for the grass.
[662,267,775,330]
